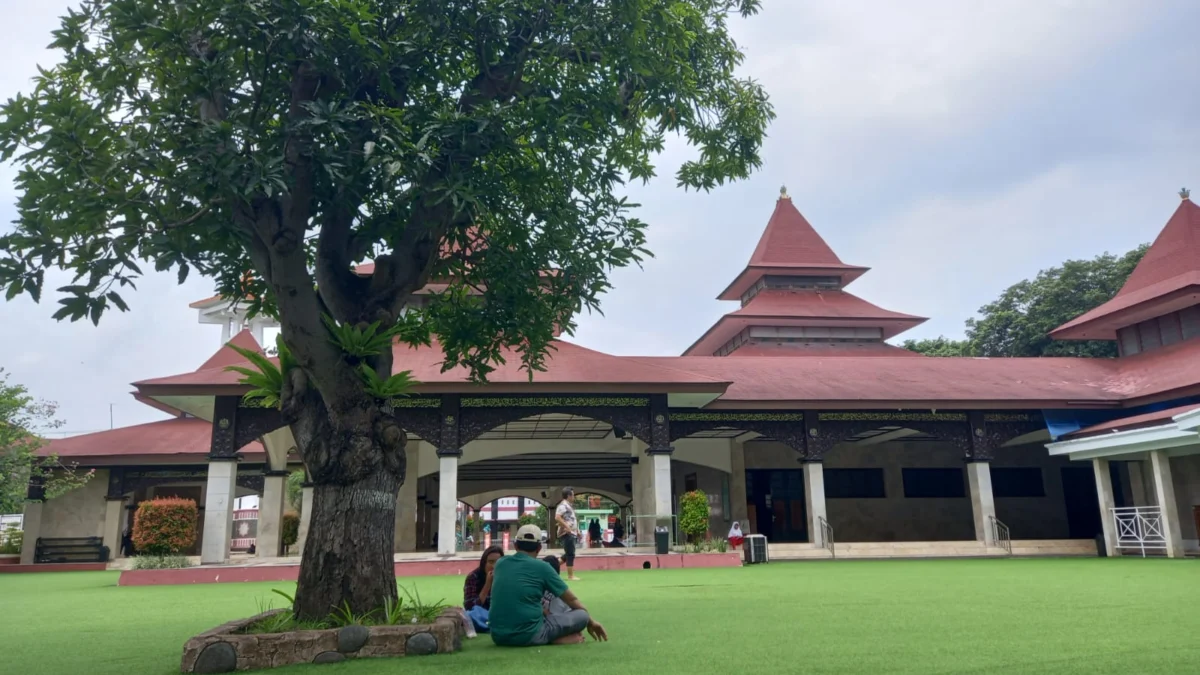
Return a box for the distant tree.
[900,336,972,357]
[901,245,1148,358]
[286,470,305,511]
[0,369,92,514]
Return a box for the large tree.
[0,369,92,516]
[902,245,1148,358]
[0,1,771,618]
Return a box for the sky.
[0,1,1197,436]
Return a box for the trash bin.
[654,526,670,555]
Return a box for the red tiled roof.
[636,355,1119,408]
[196,329,262,371]
[685,290,927,356]
[1065,403,1200,438]
[135,339,731,395]
[717,198,868,300]
[42,417,264,461]
[1053,198,1200,339]
[1106,335,1200,403]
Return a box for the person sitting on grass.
[489,524,608,647]
[463,545,504,633]
[540,555,572,615]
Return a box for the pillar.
[966,461,996,545]
[1128,460,1152,505]
[431,505,441,551]
[394,443,420,553]
[103,497,125,559]
[1092,459,1118,557]
[19,501,43,565]
[729,439,749,527]
[256,472,288,557]
[1149,450,1185,558]
[803,461,827,545]
[296,484,314,555]
[200,460,238,564]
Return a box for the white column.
[103,498,125,559]
[803,462,827,545]
[1149,450,1185,558]
[220,320,231,344]
[19,501,43,565]
[651,452,673,527]
[394,444,420,552]
[967,461,997,545]
[256,473,287,557]
[729,439,749,527]
[201,460,238,564]
[437,455,458,555]
[1092,459,1118,557]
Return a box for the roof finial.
[1181,187,1191,201]
[779,185,790,200]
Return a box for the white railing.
[989,515,1011,555]
[1111,506,1166,557]
[818,516,835,559]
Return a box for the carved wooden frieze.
[456,396,654,447]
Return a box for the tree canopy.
[902,244,1148,358]
[0,0,773,618]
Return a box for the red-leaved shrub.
[132,498,198,555]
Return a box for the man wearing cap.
[488,524,608,647]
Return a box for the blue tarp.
[1041,396,1200,440]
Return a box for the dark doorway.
[1061,467,1103,539]
[746,470,808,543]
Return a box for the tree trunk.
[293,467,402,620]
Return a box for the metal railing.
[989,515,1011,555]
[1111,506,1166,557]
[818,516,835,559]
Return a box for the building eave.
[1044,423,1199,460]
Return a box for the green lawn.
[2,558,1198,674]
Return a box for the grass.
[1,558,1198,674]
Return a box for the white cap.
[515,524,542,543]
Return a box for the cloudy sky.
[1,1,1198,436]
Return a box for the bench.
[34,537,110,563]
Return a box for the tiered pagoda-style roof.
[684,189,927,356]
[1051,192,1200,352]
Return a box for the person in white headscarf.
[727,521,745,550]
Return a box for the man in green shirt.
[489,524,608,646]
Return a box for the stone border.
[180,608,464,672]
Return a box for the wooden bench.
[34,537,110,563]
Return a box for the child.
[728,521,745,550]
[540,555,571,616]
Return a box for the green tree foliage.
[0,0,771,619]
[900,336,972,357]
[0,369,92,514]
[286,469,305,511]
[281,511,301,551]
[517,512,537,527]
[678,490,710,542]
[902,245,1148,358]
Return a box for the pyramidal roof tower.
[684,188,927,357]
[1052,190,1200,354]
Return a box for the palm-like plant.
[358,364,419,401]
[224,334,296,409]
[322,315,397,359]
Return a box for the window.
[1117,326,1141,356]
[824,468,886,498]
[902,468,965,498]
[990,467,1045,498]
[1182,306,1200,340]
[685,473,698,492]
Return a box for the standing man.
[555,487,582,581]
[489,525,607,647]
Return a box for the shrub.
[281,511,300,551]
[0,525,21,554]
[132,498,198,555]
[517,512,537,527]
[678,490,711,543]
[132,554,191,569]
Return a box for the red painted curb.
[117,552,742,586]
